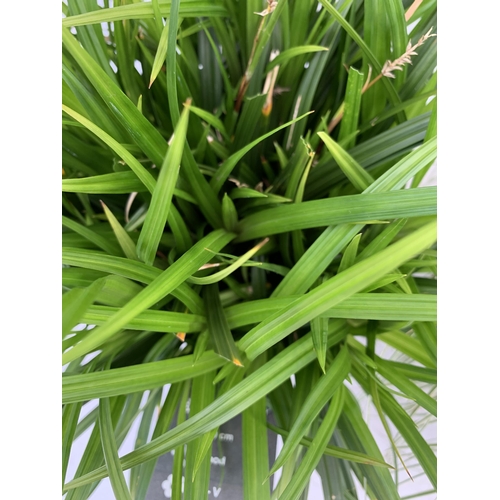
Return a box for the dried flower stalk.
[326,28,436,134]
[380,28,436,79]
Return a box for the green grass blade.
[149,21,169,88]
[362,0,390,118]
[62,216,121,256]
[62,63,126,141]
[62,1,228,27]
[307,114,431,199]
[190,105,231,143]
[268,422,393,468]
[376,360,437,416]
[62,324,347,489]
[62,171,148,194]
[242,354,271,500]
[246,0,288,80]
[359,91,436,133]
[264,45,329,73]
[236,187,436,242]
[166,0,181,126]
[62,401,83,490]
[62,247,204,315]
[203,283,243,365]
[128,390,162,497]
[81,292,436,334]
[360,273,406,293]
[180,139,224,229]
[130,383,184,500]
[383,0,408,84]
[222,193,238,232]
[192,366,246,479]
[210,111,313,193]
[188,238,268,285]
[81,305,204,333]
[356,218,408,261]
[99,397,133,500]
[378,330,436,368]
[63,29,168,167]
[62,351,225,404]
[64,396,126,500]
[63,268,107,288]
[271,225,360,298]
[411,98,437,187]
[337,67,364,149]
[278,386,345,500]
[100,201,138,260]
[338,233,362,274]
[151,0,164,34]
[62,229,234,364]
[136,101,190,265]
[318,132,374,191]
[365,137,437,193]
[240,220,436,359]
[170,381,190,500]
[183,372,216,500]
[318,0,404,118]
[311,313,329,373]
[384,361,437,384]
[275,137,436,297]
[269,346,350,476]
[340,390,400,500]
[62,278,105,337]
[357,371,437,489]
[412,321,437,363]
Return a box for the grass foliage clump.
[62,0,437,498]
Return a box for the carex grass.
[62,0,437,498]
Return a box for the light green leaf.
[63,216,121,256]
[378,330,436,368]
[62,351,225,404]
[338,233,362,274]
[149,21,170,88]
[62,278,105,337]
[264,45,329,73]
[240,220,436,359]
[183,372,216,499]
[210,111,314,193]
[188,238,268,285]
[63,323,347,489]
[269,346,350,476]
[62,401,83,489]
[318,132,374,191]
[62,1,228,27]
[62,247,204,315]
[63,171,148,194]
[203,284,243,365]
[338,67,364,149]
[99,397,133,500]
[356,218,408,261]
[268,422,394,468]
[136,100,190,265]
[100,201,138,260]
[278,386,345,500]
[236,188,436,242]
[242,354,271,500]
[62,29,167,167]
[62,229,234,364]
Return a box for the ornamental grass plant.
[62,0,437,498]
